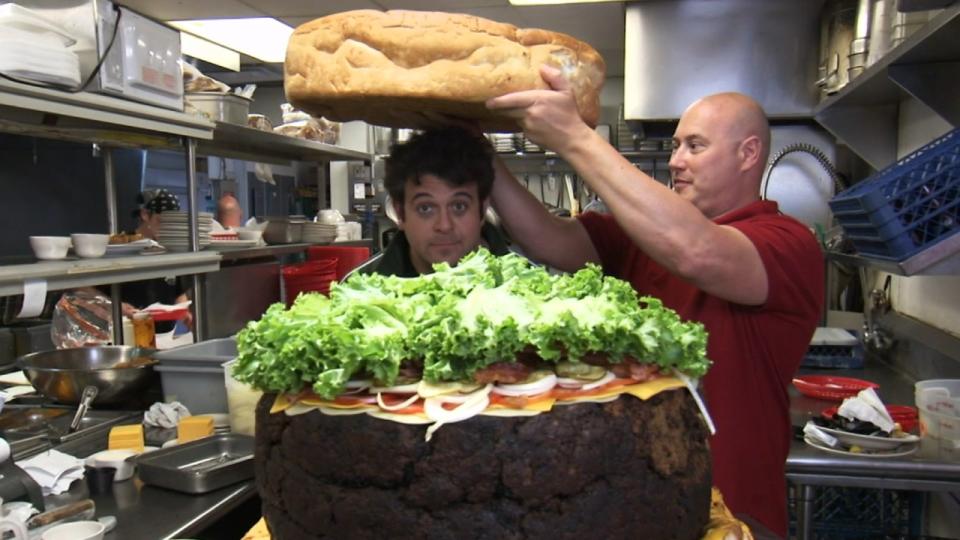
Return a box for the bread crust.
[284,10,606,132]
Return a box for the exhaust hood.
[624,0,824,121]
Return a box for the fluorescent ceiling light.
[509,0,622,4]
[180,32,240,71]
[170,18,292,63]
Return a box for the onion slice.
[342,380,372,394]
[492,373,557,397]
[370,382,420,394]
[580,371,615,391]
[556,377,585,389]
[376,392,420,411]
[423,384,493,441]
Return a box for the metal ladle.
[68,386,99,433]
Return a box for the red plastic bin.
[307,246,370,282]
[282,258,337,305]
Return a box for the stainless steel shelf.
[0,78,213,145]
[814,4,960,169]
[0,252,221,297]
[827,231,960,276]
[497,150,671,160]
[197,122,371,164]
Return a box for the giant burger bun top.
[283,9,606,132]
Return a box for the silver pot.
[16,346,156,405]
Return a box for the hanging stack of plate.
[486,133,516,153]
[302,222,337,244]
[157,211,213,251]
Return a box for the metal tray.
[136,433,254,494]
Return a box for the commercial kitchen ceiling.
[118,0,626,79]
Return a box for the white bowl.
[29,236,71,260]
[41,520,105,540]
[235,228,264,242]
[70,233,109,258]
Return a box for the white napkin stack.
[16,449,84,495]
[143,401,191,429]
[838,387,895,432]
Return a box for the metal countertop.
[787,359,960,490]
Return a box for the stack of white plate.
[302,222,337,244]
[0,5,81,87]
[486,133,516,154]
[157,211,213,251]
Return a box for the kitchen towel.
[143,401,191,429]
[16,449,84,495]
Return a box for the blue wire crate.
[803,343,864,369]
[830,128,960,261]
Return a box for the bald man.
[486,68,823,536]
[217,193,243,229]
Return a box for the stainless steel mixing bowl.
[16,346,156,405]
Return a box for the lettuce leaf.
[233,248,710,397]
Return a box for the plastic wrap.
[51,290,113,348]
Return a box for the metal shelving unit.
[827,232,960,276]
[0,252,221,297]
[198,122,370,164]
[0,80,373,340]
[814,4,960,170]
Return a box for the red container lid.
[792,375,879,401]
[141,307,190,321]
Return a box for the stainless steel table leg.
[795,483,814,540]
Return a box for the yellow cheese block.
[178,415,215,444]
[108,424,145,453]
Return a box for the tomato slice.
[489,390,553,409]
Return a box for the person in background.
[354,126,510,277]
[133,188,180,242]
[112,189,191,331]
[216,192,243,229]
[485,67,824,536]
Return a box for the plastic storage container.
[153,338,237,414]
[829,128,960,261]
[223,359,262,436]
[915,379,960,447]
[185,92,251,125]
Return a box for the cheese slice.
[108,424,145,453]
[178,415,215,444]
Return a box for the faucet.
[862,275,895,352]
[761,142,846,201]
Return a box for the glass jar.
[132,312,156,349]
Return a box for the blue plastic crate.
[803,342,864,369]
[789,486,925,540]
[829,128,960,261]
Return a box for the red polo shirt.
[579,200,824,536]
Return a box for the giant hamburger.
[238,250,714,539]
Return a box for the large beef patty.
[255,389,711,539]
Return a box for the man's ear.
[481,198,490,220]
[738,135,762,171]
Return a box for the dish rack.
[803,327,864,369]
[829,128,959,261]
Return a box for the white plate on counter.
[105,240,155,255]
[804,436,918,459]
[814,424,919,451]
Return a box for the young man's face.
[395,174,486,274]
